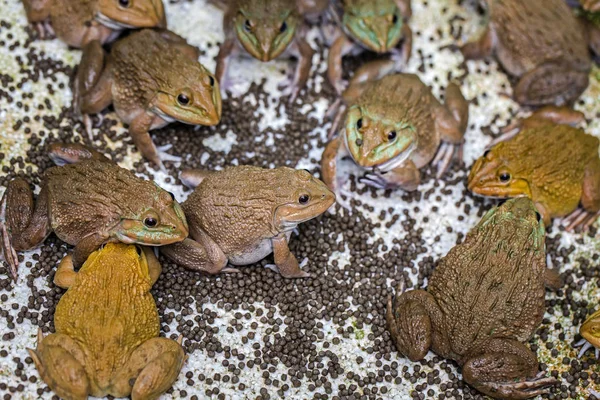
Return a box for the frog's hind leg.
[110,337,185,399]
[74,40,114,140]
[565,156,600,231]
[513,61,589,107]
[28,329,90,400]
[160,226,228,274]
[48,142,111,166]
[179,169,214,189]
[462,338,558,399]
[0,179,51,280]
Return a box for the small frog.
[21,0,166,48]
[460,0,591,106]
[160,166,335,278]
[327,0,412,94]
[74,29,221,167]
[215,0,321,101]
[29,243,185,400]
[468,107,600,230]
[576,308,600,360]
[0,142,189,281]
[321,73,468,193]
[387,198,560,399]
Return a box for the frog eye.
[177,94,190,106]
[357,118,363,129]
[208,76,215,87]
[280,21,287,33]
[299,194,310,204]
[387,131,397,141]
[499,172,511,182]
[392,14,398,24]
[144,217,158,228]
[118,0,130,7]
[244,20,252,32]
[535,211,542,223]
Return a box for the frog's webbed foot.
[432,142,463,178]
[156,144,183,163]
[563,208,600,231]
[574,338,600,359]
[31,20,54,39]
[470,375,558,400]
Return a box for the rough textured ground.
[1,0,600,399]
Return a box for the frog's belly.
[227,232,292,266]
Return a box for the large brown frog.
[160,166,335,278]
[0,142,188,281]
[322,72,468,193]
[387,198,560,399]
[74,29,221,167]
[21,0,166,47]
[215,0,320,102]
[468,107,600,230]
[461,0,591,106]
[29,243,185,400]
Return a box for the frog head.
[468,147,533,199]
[94,243,152,283]
[97,0,166,30]
[342,0,405,53]
[344,104,417,170]
[273,169,336,232]
[114,185,189,246]
[234,0,300,61]
[580,309,600,351]
[152,63,222,126]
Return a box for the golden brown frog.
[29,243,185,400]
[74,29,221,167]
[215,0,319,102]
[387,198,560,399]
[468,107,600,230]
[22,0,166,48]
[322,72,468,193]
[327,0,412,94]
[461,0,591,106]
[576,308,600,397]
[160,166,335,278]
[0,142,188,281]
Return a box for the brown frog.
[468,107,600,230]
[30,243,185,400]
[22,0,166,47]
[160,166,335,278]
[387,198,560,399]
[74,29,221,167]
[0,142,188,281]
[322,72,469,193]
[461,0,591,106]
[215,0,320,102]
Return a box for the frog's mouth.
[95,12,137,30]
[375,140,417,172]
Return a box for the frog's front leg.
[110,337,185,399]
[71,233,108,269]
[327,32,357,94]
[21,0,53,38]
[460,26,494,60]
[361,160,421,191]
[513,60,589,106]
[0,179,51,280]
[28,329,90,400]
[321,136,345,192]
[462,338,558,399]
[129,113,165,168]
[564,157,600,231]
[160,228,228,274]
[53,253,78,288]
[272,233,309,278]
[142,246,162,285]
[433,83,469,177]
[284,32,315,103]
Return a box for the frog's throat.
[95,12,136,30]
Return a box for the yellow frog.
[28,243,185,400]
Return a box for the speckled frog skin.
[322,73,469,192]
[29,243,185,400]
[468,116,600,229]
[21,0,166,47]
[461,0,591,106]
[74,29,221,167]
[387,198,560,399]
[161,166,335,278]
[0,143,189,281]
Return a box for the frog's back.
[492,0,590,76]
[428,219,546,359]
[54,245,159,392]
[45,160,159,245]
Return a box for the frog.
[160,166,336,278]
[387,198,561,399]
[575,308,600,360]
[0,142,189,281]
[215,0,322,102]
[460,0,591,106]
[21,0,166,48]
[321,72,469,194]
[468,107,600,231]
[327,0,412,94]
[29,242,186,400]
[74,28,221,167]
